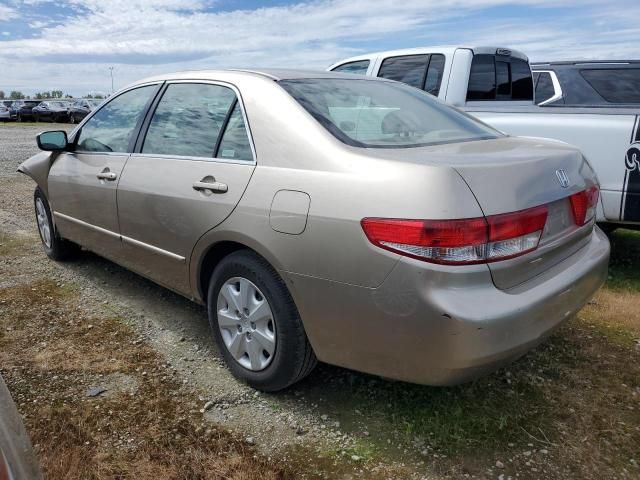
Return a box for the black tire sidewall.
[34,187,77,261]
[207,251,309,392]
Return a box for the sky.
[0,0,639,96]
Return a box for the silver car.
[19,69,610,391]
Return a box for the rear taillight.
[361,205,548,265]
[570,185,599,226]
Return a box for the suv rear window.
[580,69,640,104]
[467,54,533,101]
[534,72,555,104]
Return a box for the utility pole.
[109,66,114,94]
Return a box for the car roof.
[532,60,640,67]
[327,46,528,68]
[136,68,382,85]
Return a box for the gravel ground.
[1,124,638,480]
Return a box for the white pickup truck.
[328,47,640,230]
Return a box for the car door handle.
[96,170,117,181]
[192,180,228,193]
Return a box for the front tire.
[207,250,316,392]
[34,187,79,261]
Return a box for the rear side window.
[534,72,555,104]
[142,83,253,161]
[332,60,370,75]
[467,54,533,101]
[378,55,429,89]
[378,54,446,96]
[580,69,640,103]
[76,85,157,153]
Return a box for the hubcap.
[35,197,52,248]
[217,277,276,371]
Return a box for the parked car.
[15,100,41,122]
[329,46,640,230]
[19,70,609,391]
[0,101,11,121]
[0,375,43,479]
[32,101,71,123]
[531,60,640,106]
[67,99,101,124]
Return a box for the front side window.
[332,60,370,75]
[280,78,500,148]
[76,85,157,153]
[378,55,429,89]
[580,68,640,104]
[142,83,252,161]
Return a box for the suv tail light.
[361,205,548,265]
[570,185,599,226]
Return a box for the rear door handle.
[192,179,228,194]
[96,169,117,181]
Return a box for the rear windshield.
[467,54,533,101]
[580,68,640,104]
[279,79,500,148]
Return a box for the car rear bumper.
[0,111,10,120]
[287,226,610,385]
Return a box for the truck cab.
[329,47,640,230]
[328,46,534,107]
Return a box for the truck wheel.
[207,250,317,392]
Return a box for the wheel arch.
[190,233,286,305]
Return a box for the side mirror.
[37,130,68,151]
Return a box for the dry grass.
[0,280,293,480]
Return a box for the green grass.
[606,228,640,291]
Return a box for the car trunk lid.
[364,136,598,290]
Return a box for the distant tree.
[50,90,63,98]
[86,94,93,99]
[94,94,104,99]
[34,92,44,99]
[64,94,73,98]
[9,91,25,99]
[0,91,4,99]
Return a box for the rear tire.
[34,187,80,261]
[207,250,317,392]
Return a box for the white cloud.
[0,0,638,94]
[1,31,10,36]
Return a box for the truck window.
[332,60,370,75]
[467,54,533,101]
[424,54,445,96]
[534,72,555,104]
[378,55,429,89]
[511,58,534,100]
[580,69,640,104]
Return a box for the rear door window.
[378,55,429,89]
[142,83,253,161]
[424,54,445,96]
[467,54,533,101]
[580,68,640,103]
[331,60,370,75]
[76,85,157,153]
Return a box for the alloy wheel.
[35,197,52,248]
[216,277,276,371]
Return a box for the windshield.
[279,78,501,148]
